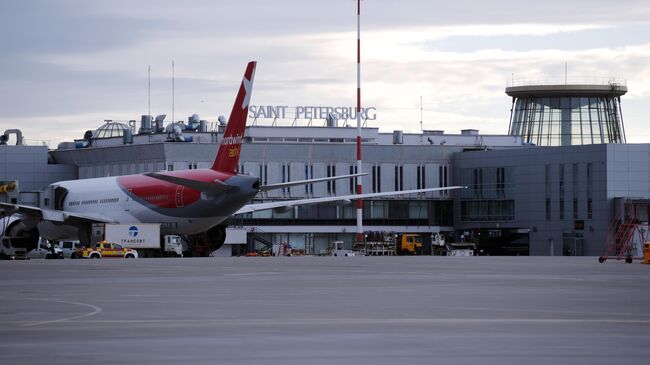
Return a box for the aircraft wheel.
[206,225,227,252]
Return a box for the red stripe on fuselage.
[117,169,234,208]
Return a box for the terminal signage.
[249,105,377,121]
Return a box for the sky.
[1,0,649,146]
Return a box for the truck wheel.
[125,254,135,259]
[91,253,100,259]
[45,254,52,259]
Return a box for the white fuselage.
[37,176,231,241]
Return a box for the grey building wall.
[42,135,650,256]
[453,144,650,256]
[0,145,76,192]
[52,142,462,200]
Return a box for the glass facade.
[239,199,454,227]
[459,167,515,222]
[509,96,625,146]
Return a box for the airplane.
[0,61,465,254]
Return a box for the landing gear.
[186,225,227,257]
[206,225,227,252]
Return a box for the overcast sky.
[1,0,649,146]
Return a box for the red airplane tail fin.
[211,61,257,173]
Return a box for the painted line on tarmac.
[17,298,103,327]
[223,271,279,276]
[45,317,650,326]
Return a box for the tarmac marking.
[32,317,650,326]
[223,271,279,276]
[16,298,103,327]
[119,294,162,297]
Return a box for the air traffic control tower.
[506,79,627,146]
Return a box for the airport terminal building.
[2,79,649,257]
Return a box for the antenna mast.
[565,61,568,84]
[355,0,364,245]
[172,60,175,122]
[148,65,151,117]
[420,95,423,132]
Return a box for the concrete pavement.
[1,256,649,364]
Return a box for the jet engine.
[0,216,39,252]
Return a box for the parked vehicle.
[329,241,364,257]
[57,240,82,258]
[103,224,183,257]
[446,242,477,256]
[73,241,138,259]
[26,238,64,259]
[396,233,423,255]
[0,236,28,260]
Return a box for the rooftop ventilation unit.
[461,129,479,136]
[139,115,153,134]
[393,130,403,144]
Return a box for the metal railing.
[506,78,627,88]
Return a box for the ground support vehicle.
[0,236,29,260]
[355,232,396,256]
[445,242,477,256]
[73,241,138,259]
[26,238,64,259]
[103,224,182,257]
[326,241,364,256]
[396,233,423,255]
[57,240,82,258]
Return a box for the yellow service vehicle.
[396,234,423,255]
[73,241,138,259]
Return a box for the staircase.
[600,217,637,263]
[248,227,272,253]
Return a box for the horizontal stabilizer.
[259,173,368,192]
[144,172,235,193]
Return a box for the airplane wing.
[235,186,466,214]
[0,202,116,224]
[259,173,367,192]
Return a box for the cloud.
[1,1,650,146]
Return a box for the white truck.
[328,241,364,257]
[26,238,64,259]
[0,236,29,260]
[103,224,183,257]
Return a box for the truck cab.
[329,241,363,257]
[0,236,28,260]
[397,234,423,255]
[163,235,183,257]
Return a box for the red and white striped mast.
[355,0,363,244]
